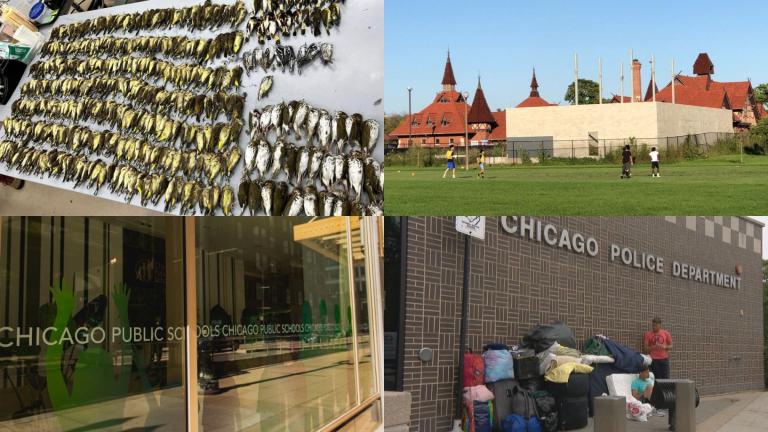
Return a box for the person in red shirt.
[643,317,673,379]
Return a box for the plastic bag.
[483,348,514,383]
[522,322,577,353]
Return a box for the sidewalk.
[575,391,766,431]
[0,180,162,216]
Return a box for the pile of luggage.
[461,322,632,432]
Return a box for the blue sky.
[385,0,768,114]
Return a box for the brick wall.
[402,216,765,432]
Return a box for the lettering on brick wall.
[499,216,741,290]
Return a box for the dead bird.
[320,42,333,64]
[271,139,286,178]
[283,187,304,216]
[332,111,348,150]
[320,152,335,191]
[221,185,235,216]
[317,109,332,150]
[238,176,250,215]
[362,119,380,154]
[308,146,324,182]
[261,180,274,215]
[303,185,319,216]
[254,138,272,178]
[319,190,335,216]
[295,145,310,185]
[272,181,289,215]
[258,75,273,100]
[292,100,309,139]
[347,152,364,202]
[283,142,298,180]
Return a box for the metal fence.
[385,132,764,166]
[505,132,740,160]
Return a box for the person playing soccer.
[443,144,456,179]
[477,149,486,179]
[649,147,661,177]
[621,145,633,179]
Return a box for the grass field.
[385,155,768,215]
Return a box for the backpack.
[463,400,494,432]
[531,391,557,432]
[501,414,542,432]
[463,352,485,388]
[510,384,538,419]
[530,391,555,415]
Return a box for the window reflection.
[0,217,186,431]
[195,217,372,431]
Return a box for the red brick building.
[390,53,506,149]
[515,69,556,108]
[647,53,764,131]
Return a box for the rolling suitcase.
[488,379,517,428]
[557,396,589,430]
[545,372,589,400]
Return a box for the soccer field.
[385,155,768,215]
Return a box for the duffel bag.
[463,352,485,388]
[483,347,514,383]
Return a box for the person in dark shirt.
[621,145,633,179]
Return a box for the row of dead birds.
[0,140,236,215]
[246,0,343,44]
[2,118,242,184]
[248,100,379,154]
[243,42,332,76]
[50,0,248,41]
[0,141,380,216]
[243,138,383,202]
[11,98,243,152]
[30,57,244,92]
[238,178,381,216]
[21,78,245,122]
[42,32,245,64]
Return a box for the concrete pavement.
[0,181,163,216]
[558,391,766,431]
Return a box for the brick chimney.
[631,59,642,102]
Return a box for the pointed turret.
[442,51,457,91]
[467,76,496,125]
[529,68,540,97]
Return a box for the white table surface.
[0,0,383,215]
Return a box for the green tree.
[754,83,768,108]
[564,79,609,105]
[385,113,405,136]
[751,117,768,148]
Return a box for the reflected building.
[0,217,383,432]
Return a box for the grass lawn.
[385,154,768,215]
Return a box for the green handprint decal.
[49,281,75,326]
[45,281,135,429]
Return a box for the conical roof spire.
[467,76,496,126]
[441,51,457,89]
[530,68,540,97]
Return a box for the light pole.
[463,91,469,170]
[408,86,415,166]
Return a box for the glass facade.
[0,217,382,432]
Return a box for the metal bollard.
[594,396,626,432]
[675,380,696,432]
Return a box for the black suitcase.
[558,396,589,430]
[545,372,589,399]
[519,375,545,393]
[514,356,540,380]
